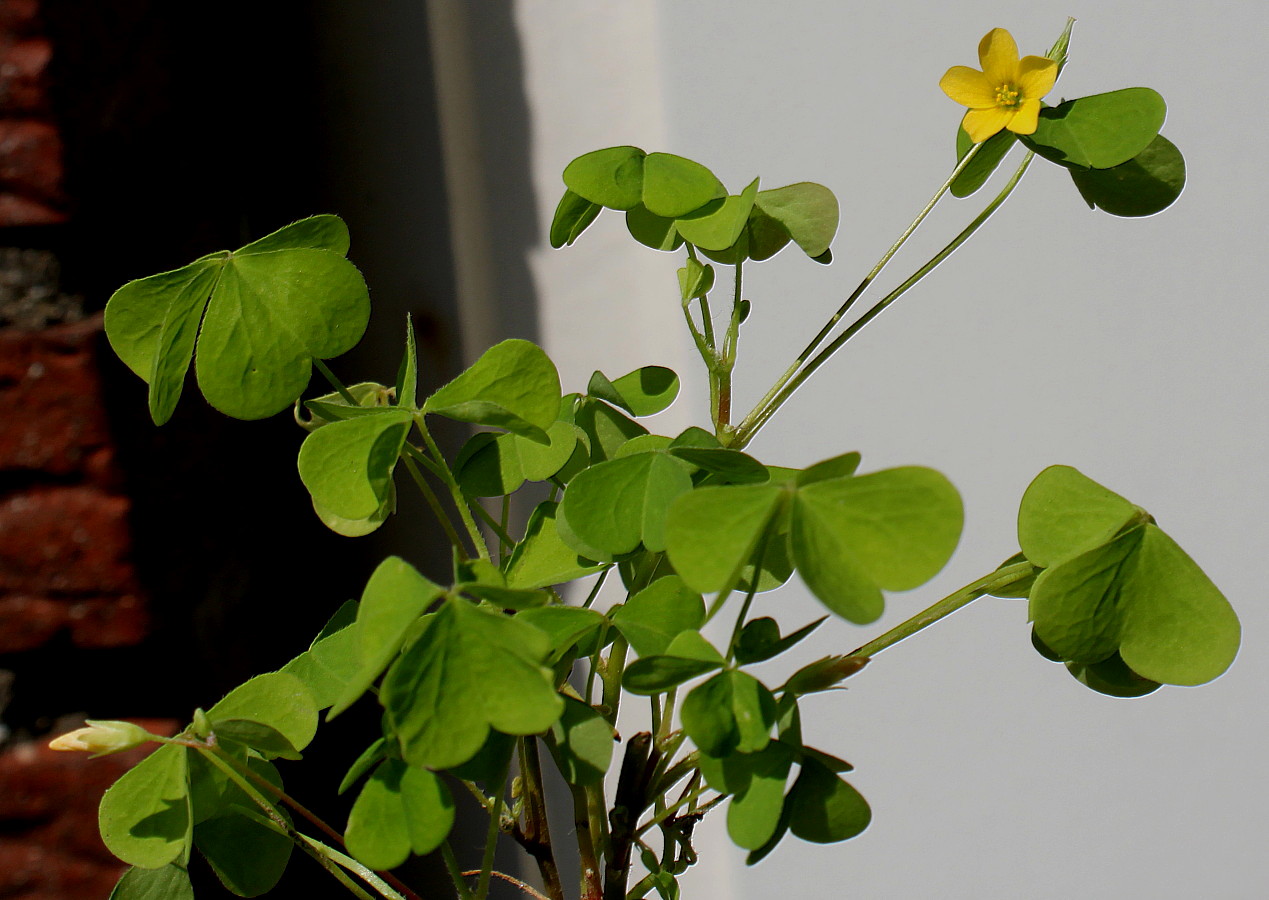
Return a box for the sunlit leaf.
[99,743,191,868]
[563,146,646,210]
[424,339,561,443]
[1022,88,1166,169]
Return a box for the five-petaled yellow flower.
[940,28,1058,143]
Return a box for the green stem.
[401,452,467,557]
[847,560,1037,660]
[474,759,512,900]
[194,745,403,899]
[313,358,359,406]
[442,842,476,900]
[734,150,1034,447]
[467,495,517,550]
[581,567,611,610]
[601,634,630,724]
[634,784,719,838]
[724,531,767,663]
[569,783,604,900]
[411,417,491,560]
[517,738,565,900]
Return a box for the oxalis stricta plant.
[53,21,1239,900]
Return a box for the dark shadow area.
[3,1,535,896]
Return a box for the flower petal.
[940,66,996,108]
[962,107,1013,144]
[1017,56,1058,101]
[978,28,1020,84]
[1005,99,1041,135]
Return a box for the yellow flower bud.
[47,719,155,756]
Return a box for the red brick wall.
[0,2,172,895]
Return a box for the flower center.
[994,83,1022,109]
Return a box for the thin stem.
[461,870,552,900]
[735,150,1035,447]
[468,495,516,550]
[569,784,603,900]
[412,417,491,560]
[724,531,768,663]
[442,842,476,900]
[475,760,512,900]
[601,633,629,724]
[300,837,409,900]
[847,560,1037,660]
[401,452,467,556]
[580,567,611,610]
[313,358,358,406]
[193,745,402,899]
[634,785,719,838]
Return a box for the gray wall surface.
[470,2,1268,897]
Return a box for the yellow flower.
[48,719,153,756]
[940,28,1058,143]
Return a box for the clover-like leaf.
[382,597,563,769]
[1022,88,1166,169]
[786,757,870,844]
[195,805,292,897]
[207,672,319,754]
[792,467,963,624]
[424,339,561,442]
[952,127,1017,197]
[563,146,646,210]
[547,697,615,786]
[110,864,195,900]
[587,366,681,418]
[327,557,444,719]
[105,215,370,424]
[1070,134,1185,217]
[642,152,726,218]
[611,575,706,658]
[682,670,777,757]
[455,420,579,497]
[558,451,695,558]
[345,759,455,871]
[675,178,761,252]
[1018,464,1142,569]
[665,482,788,594]
[550,189,603,247]
[99,743,192,869]
[752,182,839,259]
[726,742,796,851]
[503,502,607,590]
[297,407,413,534]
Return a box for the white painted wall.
[510,2,1268,897]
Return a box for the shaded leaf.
[1070,134,1185,217]
[99,743,191,868]
[952,127,1017,197]
[196,806,292,897]
[786,758,870,843]
[681,671,776,757]
[547,697,615,785]
[297,408,413,531]
[345,759,455,871]
[753,182,839,258]
[588,366,681,418]
[727,742,796,850]
[382,597,563,769]
[110,865,194,900]
[550,189,602,247]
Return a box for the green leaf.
[1069,133,1185,217]
[1022,88,1166,169]
[1029,526,1240,685]
[295,381,396,432]
[642,152,726,218]
[455,420,579,497]
[297,408,413,530]
[382,597,563,769]
[574,398,649,463]
[670,448,770,485]
[664,483,787,594]
[328,557,444,719]
[782,655,869,695]
[625,204,684,252]
[547,697,614,785]
[279,602,361,710]
[424,339,561,442]
[734,616,826,665]
[110,865,194,900]
[675,178,760,252]
[1018,465,1142,568]
[558,451,695,558]
[345,759,455,871]
[588,366,680,418]
[446,730,516,783]
[550,189,602,247]
[681,671,776,757]
[727,742,796,851]
[796,451,861,486]
[786,758,870,843]
[195,806,292,897]
[1066,652,1162,698]
[952,127,1017,197]
[504,502,607,590]
[105,215,369,424]
[743,204,793,262]
[792,468,962,624]
[752,182,839,258]
[611,575,705,657]
[677,259,715,300]
[338,738,388,795]
[211,720,302,761]
[563,146,646,210]
[99,743,191,868]
[514,606,609,661]
[622,653,722,695]
[394,314,419,409]
[207,672,318,753]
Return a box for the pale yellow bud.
[47,720,154,756]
